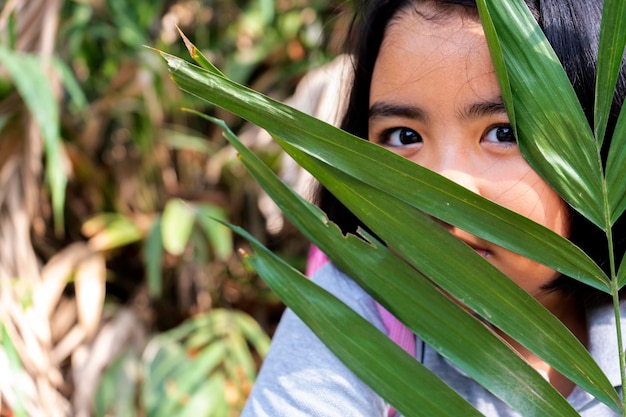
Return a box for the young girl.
[241,0,626,415]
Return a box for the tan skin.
[368,4,587,396]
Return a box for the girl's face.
[368,6,570,305]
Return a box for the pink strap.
[306,244,330,277]
[306,246,414,417]
[374,304,416,360]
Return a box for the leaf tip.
[176,26,197,59]
[143,45,160,54]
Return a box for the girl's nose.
[435,168,481,195]
[418,147,482,195]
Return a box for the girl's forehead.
[379,5,490,70]
[371,4,499,112]
[381,2,486,61]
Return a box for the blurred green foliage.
[94,309,270,417]
[0,0,351,415]
[53,0,351,314]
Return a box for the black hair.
[316,0,626,305]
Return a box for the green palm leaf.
[162,53,609,292]
[277,137,620,412]
[241,230,484,417]
[595,0,626,147]
[477,0,606,229]
[209,116,619,414]
[606,106,626,223]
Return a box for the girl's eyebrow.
[369,96,507,122]
[369,101,429,123]
[460,96,507,120]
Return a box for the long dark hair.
[316,0,626,305]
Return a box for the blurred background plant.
[0,0,352,415]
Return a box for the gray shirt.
[242,263,624,416]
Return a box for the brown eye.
[383,127,422,147]
[484,125,516,144]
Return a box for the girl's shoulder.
[310,262,386,333]
[241,261,389,417]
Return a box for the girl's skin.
[367,4,586,396]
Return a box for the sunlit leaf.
[594,0,626,146]
[477,0,605,229]
[606,93,626,222]
[602,0,626,224]
[212,117,618,414]
[161,198,195,256]
[162,61,608,290]
[195,204,232,260]
[83,213,143,251]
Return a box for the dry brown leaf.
[74,252,106,340]
[36,243,92,320]
[49,298,77,344]
[51,325,86,366]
